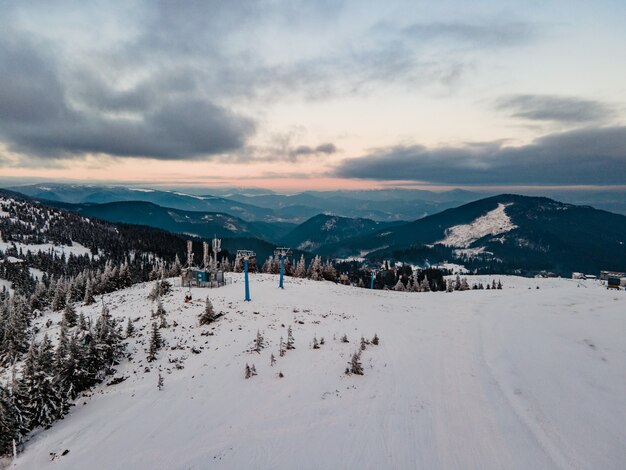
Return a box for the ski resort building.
[180,238,228,288]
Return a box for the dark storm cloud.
[335,127,626,185]
[0,1,540,164]
[496,94,616,124]
[0,26,255,161]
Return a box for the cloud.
[290,143,338,158]
[402,21,536,48]
[335,127,626,185]
[0,28,255,161]
[496,94,617,124]
[0,1,540,165]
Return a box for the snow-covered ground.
[437,203,517,248]
[11,274,626,470]
[0,241,93,258]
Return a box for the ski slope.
[11,274,626,470]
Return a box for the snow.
[128,188,155,193]
[0,240,93,258]
[29,267,45,280]
[0,278,14,294]
[437,203,517,248]
[322,218,337,231]
[12,274,626,470]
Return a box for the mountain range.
[5,184,626,276]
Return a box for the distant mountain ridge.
[321,194,626,275]
[280,214,403,251]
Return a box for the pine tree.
[307,256,323,281]
[78,312,88,331]
[312,336,320,349]
[278,336,286,357]
[51,280,66,311]
[286,325,295,350]
[56,333,89,400]
[157,372,164,391]
[393,279,405,291]
[1,300,29,366]
[360,336,367,351]
[348,350,363,375]
[199,297,216,326]
[62,293,77,327]
[321,260,337,282]
[147,323,162,362]
[20,338,64,430]
[0,383,20,456]
[244,363,256,379]
[125,317,135,337]
[294,255,306,278]
[93,304,123,373]
[83,279,95,305]
[253,330,265,353]
[372,333,379,345]
[54,321,70,370]
[270,353,276,366]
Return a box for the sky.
[0,0,625,191]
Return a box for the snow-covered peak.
[437,203,517,248]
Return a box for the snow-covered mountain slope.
[11,274,626,469]
[436,202,517,248]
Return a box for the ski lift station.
[181,238,228,288]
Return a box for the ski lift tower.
[236,250,255,301]
[370,268,378,289]
[274,247,292,289]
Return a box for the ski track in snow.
[10,274,626,470]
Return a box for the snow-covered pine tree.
[312,336,319,349]
[94,305,123,371]
[294,255,307,278]
[62,292,77,327]
[147,323,162,362]
[253,330,265,353]
[78,312,88,331]
[279,336,286,357]
[157,372,164,391]
[0,299,29,366]
[321,260,337,282]
[83,278,95,305]
[348,350,364,375]
[286,325,295,350]
[126,317,135,337]
[21,336,64,430]
[372,333,379,345]
[199,297,216,326]
[51,279,66,311]
[393,279,405,291]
